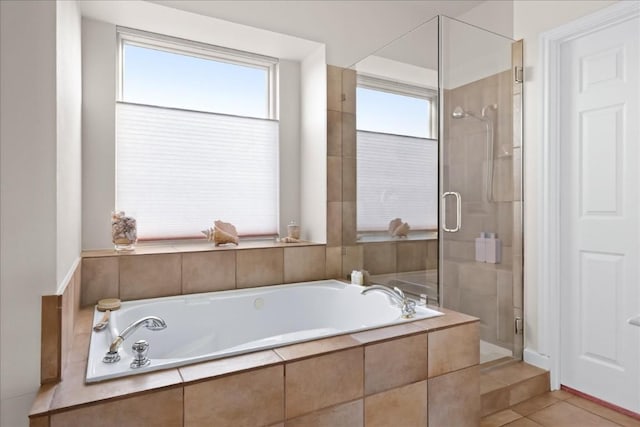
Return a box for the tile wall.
[442,69,521,350]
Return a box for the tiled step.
[481,360,550,416]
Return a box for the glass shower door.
[439,16,524,363]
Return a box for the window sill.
[82,239,324,258]
[356,231,438,243]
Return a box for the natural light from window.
[122,44,269,118]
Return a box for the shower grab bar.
[442,191,461,233]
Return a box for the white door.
[560,12,640,412]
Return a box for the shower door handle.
[442,191,462,233]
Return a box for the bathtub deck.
[30,305,478,425]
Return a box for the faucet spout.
[103,316,167,363]
[361,285,416,318]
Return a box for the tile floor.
[481,390,640,427]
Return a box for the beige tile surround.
[30,307,480,426]
[80,242,328,306]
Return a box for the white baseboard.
[523,348,550,371]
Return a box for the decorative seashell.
[388,218,410,238]
[278,236,301,244]
[201,227,215,242]
[213,220,239,246]
[388,218,403,236]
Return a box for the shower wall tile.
[284,246,326,283]
[342,245,363,278]
[341,201,357,246]
[342,112,356,158]
[119,254,181,301]
[181,251,236,294]
[325,246,342,279]
[426,240,438,270]
[497,269,514,345]
[236,248,284,288]
[81,257,119,306]
[460,292,498,345]
[342,156,356,202]
[327,65,343,112]
[327,110,342,157]
[493,157,514,202]
[327,202,343,247]
[396,241,427,272]
[459,264,497,297]
[363,243,397,275]
[327,155,342,202]
[342,68,356,115]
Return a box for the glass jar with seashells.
[111,211,137,251]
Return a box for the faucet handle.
[130,339,151,369]
[393,286,406,300]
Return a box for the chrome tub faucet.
[103,316,167,364]
[361,285,416,318]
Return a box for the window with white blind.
[357,76,438,232]
[116,28,279,240]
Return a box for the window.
[356,75,438,232]
[116,28,279,240]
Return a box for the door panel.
[560,14,640,412]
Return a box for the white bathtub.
[86,279,442,382]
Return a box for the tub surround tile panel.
[285,347,364,419]
[179,350,283,384]
[119,253,181,301]
[341,201,357,245]
[29,416,49,427]
[81,257,119,306]
[364,381,428,427]
[274,335,361,362]
[184,365,284,427]
[73,307,93,335]
[428,322,479,378]
[364,333,428,396]
[341,245,363,278]
[412,307,478,332]
[50,388,183,427]
[32,308,480,425]
[181,250,236,294]
[236,248,284,288]
[396,241,428,273]
[49,359,183,412]
[342,156,356,203]
[68,332,90,364]
[284,246,326,283]
[428,365,480,427]
[285,400,363,427]
[363,243,397,275]
[41,295,62,384]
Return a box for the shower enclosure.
[343,15,523,365]
[440,16,523,363]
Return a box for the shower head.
[452,106,467,119]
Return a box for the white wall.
[513,0,617,362]
[56,0,83,289]
[457,0,514,39]
[81,18,306,248]
[0,0,82,425]
[300,46,328,243]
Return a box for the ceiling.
[149,0,484,67]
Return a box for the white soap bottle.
[485,232,502,264]
[475,232,487,263]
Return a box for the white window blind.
[116,102,279,239]
[357,130,437,231]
